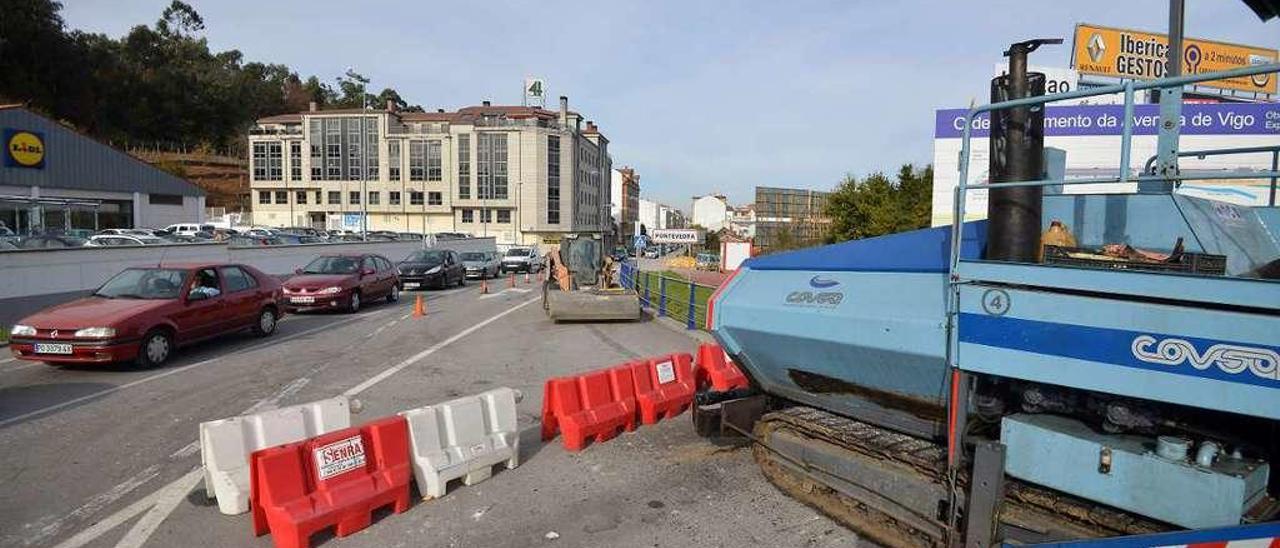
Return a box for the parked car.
[96,228,157,237]
[269,234,321,245]
[396,232,424,241]
[7,263,282,367]
[398,249,467,289]
[163,223,204,237]
[280,226,323,238]
[460,251,501,279]
[642,248,660,259]
[86,234,166,246]
[500,247,542,273]
[433,232,472,240]
[228,235,272,247]
[366,230,401,241]
[696,252,720,271]
[282,254,400,313]
[0,239,17,250]
[19,235,88,249]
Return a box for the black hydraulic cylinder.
[987,41,1051,263]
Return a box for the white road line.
[343,296,539,397]
[0,315,365,430]
[0,356,18,365]
[44,292,534,548]
[26,465,161,546]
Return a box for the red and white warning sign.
[655,360,676,384]
[314,435,367,480]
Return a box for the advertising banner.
[1072,23,1278,94]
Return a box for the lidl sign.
[4,128,45,169]
[1072,23,1278,94]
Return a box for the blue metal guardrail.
[618,260,714,330]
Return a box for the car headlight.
[10,324,35,337]
[75,327,116,338]
[426,265,442,274]
[318,286,343,295]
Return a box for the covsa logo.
[4,129,45,169]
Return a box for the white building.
[691,194,730,231]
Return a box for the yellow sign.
[6,130,45,168]
[1072,23,1278,94]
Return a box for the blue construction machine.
[696,2,1280,546]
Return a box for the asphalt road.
[0,281,853,548]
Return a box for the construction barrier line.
[693,343,750,392]
[541,365,637,451]
[399,387,522,499]
[630,353,697,425]
[199,397,352,515]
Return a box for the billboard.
[930,102,1280,226]
[1072,23,1278,94]
[650,229,703,244]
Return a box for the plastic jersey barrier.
[693,343,749,392]
[199,397,352,515]
[249,416,412,548]
[630,353,697,425]
[399,387,521,499]
[541,365,638,451]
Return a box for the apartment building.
[753,186,831,252]
[247,97,611,247]
[610,167,640,239]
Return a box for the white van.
[164,223,203,236]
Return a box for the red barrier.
[631,353,697,425]
[694,343,749,392]
[250,416,412,548]
[540,365,637,451]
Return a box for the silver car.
[461,251,501,279]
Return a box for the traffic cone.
[480,278,489,294]
[524,272,530,284]
[508,273,516,289]
[413,295,426,317]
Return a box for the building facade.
[753,186,831,253]
[0,105,205,235]
[248,97,611,247]
[610,167,640,239]
[691,194,729,231]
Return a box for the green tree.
[825,163,933,242]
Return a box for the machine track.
[753,406,1169,547]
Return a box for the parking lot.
[0,281,849,548]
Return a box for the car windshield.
[301,256,360,274]
[460,252,486,261]
[405,250,446,265]
[94,268,189,299]
[506,249,529,257]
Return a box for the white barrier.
[199,397,352,515]
[400,387,522,499]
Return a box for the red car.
[282,254,400,313]
[8,263,283,368]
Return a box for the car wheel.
[387,284,400,303]
[136,329,173,369]
[252,307,277,337]
[348,291,361,313]
[458,274,466,287]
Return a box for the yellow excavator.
[542,233,641,322]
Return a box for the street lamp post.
[361,93,369,240]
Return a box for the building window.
[457,134,470,199]
[496,209,511,223]
[296,191,307,205]
[275,191,288,204]
[388,140,401,181]
[476,133,508,200]
[368,191,380,205]
[252,142,282,181]
[427,191,442,206]
[258,191,271,204]
[389,191,401,205]
[289,141,302,181]
[346,118,362,178]
[365,117,379,179]
[409,140,426,181]
[461,209,474,223]
[427,140,442,181]
[349,191,361,205]
[328,191,341,205]
[309,120,323,179]
[324,118,341,180]
[148,193,183,205]
[315,191,322,204]
[547,135,560,224]
[409,191,424,206]
[479,209,492,223]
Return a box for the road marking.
[42,289,515,548]
[343,296,539,397]
[26,465,161,547]
[0,356,17,365]
[0,315,366,430]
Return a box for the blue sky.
[61,1,1277,211]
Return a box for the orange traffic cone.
[480,278,489,294]
[524,272,530,284]
[413,295,426,317]
[508,273,516,289]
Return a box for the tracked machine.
[543,233,642,322]
[698,3,1280,545]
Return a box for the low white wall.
[0,240,425,301]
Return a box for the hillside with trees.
[0,0,420,152]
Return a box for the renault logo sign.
[4,128,45,169]
[1086,33,1106,63]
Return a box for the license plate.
[34,343,73,355]
[313,435,366,480]
[403,282,419,288]
[291,296,315,304]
